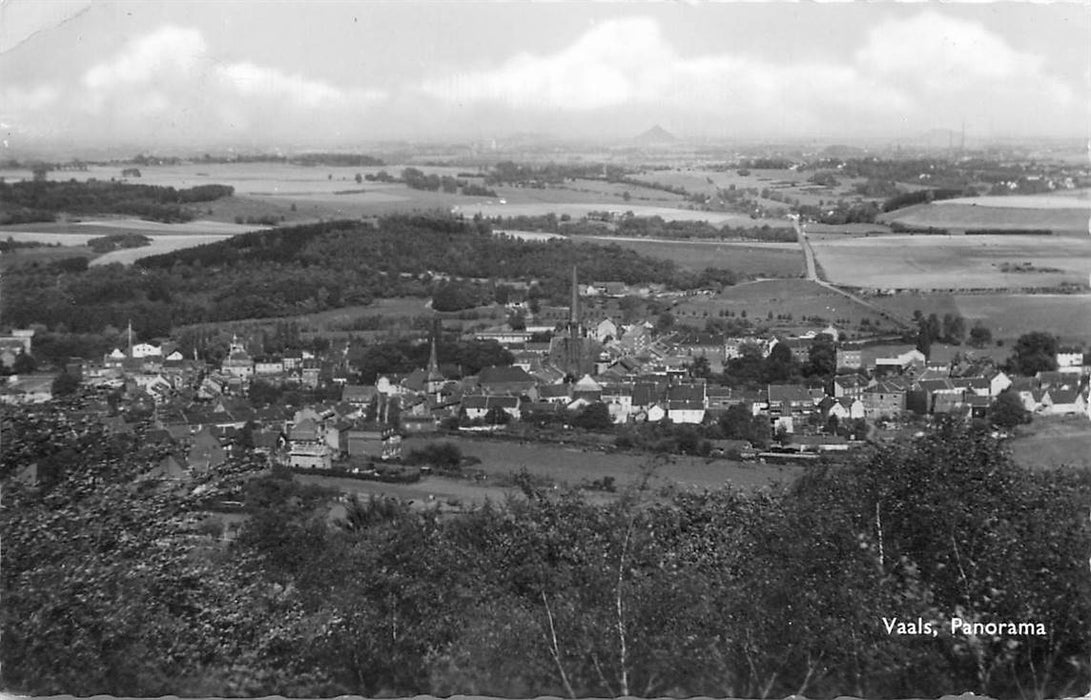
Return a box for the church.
[548,266,602,378]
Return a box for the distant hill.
[633,125,678,145]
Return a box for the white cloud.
[4,24,388,144]
[82,25,209,91]
[419,12,1082,137]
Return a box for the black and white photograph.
[1,0,1090,697]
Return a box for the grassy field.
[881,200,1090,234]
[870,291,1091,344]
[671,278,897,335]
[1008,417,1091,470]
[0,243,94,269]
[295,434,802,512]
[88,235,236,266]
[576,235,803,277]
[809,233,1091,290]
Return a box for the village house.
[832,374,870,399]
[288,416,333,469]
[346,422,402,460]
[601,382,634,423]
[820,396,866,422]
[671,332,726,363]
[862,379,909,420]
[131,342,162,359]
[836,348,863,370]
[462,394,522,422]
[476,365,537,398]
[766,384,815,419]
[666,383,707,424]
[1044,386,1088,416]
[873,349,926,376]
[538,383,573,405]
[591,318,619,343]
[1056,351,1086,373]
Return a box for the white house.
[1057,352,1086,373]
[593,318,619,343]
[1044,387,1087,416]
[131,342,162,358]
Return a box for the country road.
[790,216,914,330]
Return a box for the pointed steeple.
[127,319,133,357]
[569,265,579,328]
[427,335,442,380]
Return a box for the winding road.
[790,216,914,330]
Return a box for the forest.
[3,407,1088,698]
[0,179,235,224]
[1,215,719,346]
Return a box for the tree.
[942,313,966,344]
[968,323,992,348]
[355,173,363,184]
[764,342,797,383]
[1009,332,1059,376]
[991,389,1030,429]
[573,402,613,431]
[804,333,836,378]
[11,351,36,374]
[51,371,79,396]
[689,356,711,379]
[916,314,942,359]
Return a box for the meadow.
[670,278,896,335]
[298,434,802,511]
[809,232,1091,290]
[1008,417,1091,470]
[880,199,1089,234]
[870,291,1091,343]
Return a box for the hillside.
[633,124,678,145]
[2,215,719,338]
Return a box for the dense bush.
[3,409,1090,697]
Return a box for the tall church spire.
[569,265,579,328]
[427,335,441,379]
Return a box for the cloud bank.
[3,25,386,146]
[420,13,1083,138]
[1,11,1084,148]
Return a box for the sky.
[1,0,1088,151]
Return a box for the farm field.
[295,436,801,512]
[880,200,1089,234]
[576,235,803,277]
[1008,418,1091,470]
[671,278,897,335]
[467,200,785,226]
[938,192,1091,209]
[89,235,234,266]
[870,292,1091,344]
[0,217,263,239]
[1,162,799,227]
[809,233,1091,290]
[403,436,801,491]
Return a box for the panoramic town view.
[1,1,1089,698]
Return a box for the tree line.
[0,179,234,224]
